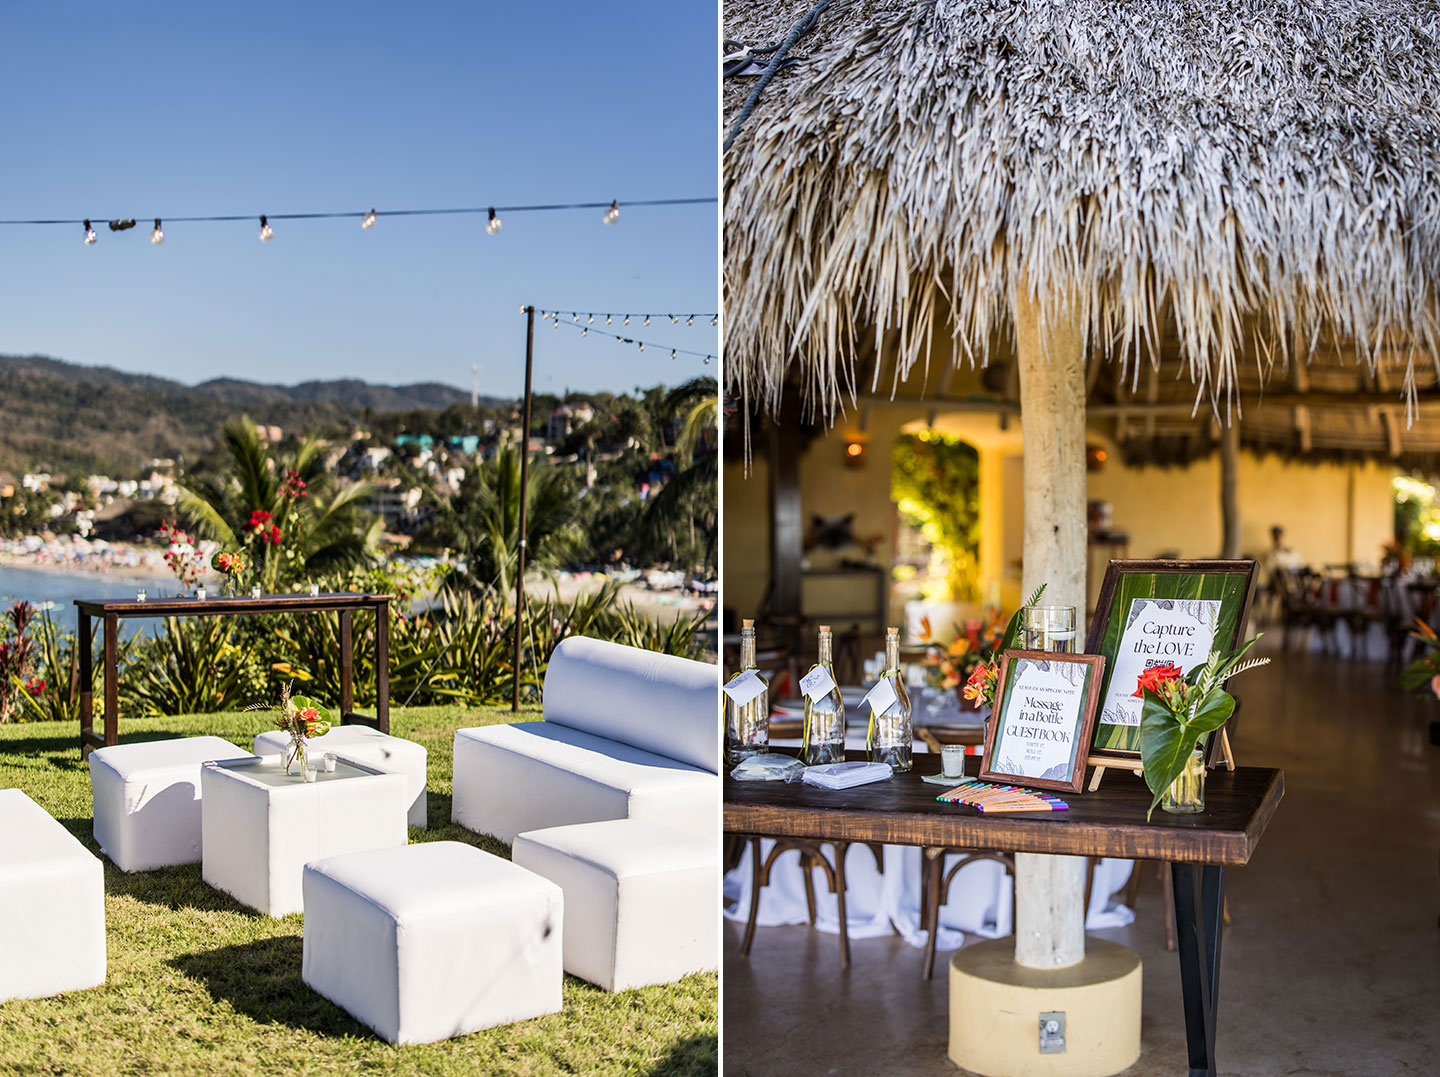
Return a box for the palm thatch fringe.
[723,0,1440,426]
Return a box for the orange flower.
[1134,663,1184,698]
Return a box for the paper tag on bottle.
[799,665,837,702]
[863,677,898,717]
[722,669,767,707]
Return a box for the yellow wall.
[724,411,1399,626]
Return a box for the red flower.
[267,524,282,545]
[24,678,45,696]
[248,509,273,530]
[1134,663,1184,698]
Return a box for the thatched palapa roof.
[724,0,1440,423]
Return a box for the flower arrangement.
[210,550,249,595]
[158,520,207,592]
[246,682,332,774]
[1400,618,1440,697]
[1137,638,1269,819]
[919,609,1006,697]
[953,584,1048,708]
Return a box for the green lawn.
[0,707,718,1076]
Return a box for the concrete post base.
[948,938,1142,1077]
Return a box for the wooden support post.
[1013,278,1088,970]
[103,613,118,748]
[375,602,390,734]
[339,610,354,716]
[78,613,94,756]
[1220,423,1241,559]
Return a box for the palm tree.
[445,442,586,599]
[637,379,718,576]
[178,417,383,591]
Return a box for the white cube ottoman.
[302,841,563,1044]
[0,789,106,1002]
[512,818,718,991]
[201,757,408,917]
[253,726,428,829]
[89,736,252,872]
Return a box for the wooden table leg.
[740,837,763,957]
[921,847,944,979]
[103,613,119,747]
[833,840,851,970]
[1172,863,1225,1077]
[78,614,94,756]
[375,602,390,733]
[339,610,354,718]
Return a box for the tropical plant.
[177,416,383,590]
[244,682,331,774]
[0,601,40,723]
[636,378,718,576]
[124,616,249,716]
[439,443,586,597]
[10,607,137,724]
[1137,637,1270,819]
[961,584,1047,707]
[892,431,981,602]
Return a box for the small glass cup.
[1021,606,1078,653]
[250,584,262,598]
[322,753,337,773]
[941,744,966,779]
[309,584,320,597]
[303,766,318,783]
[195,584,208,601]
[135,588,147,603]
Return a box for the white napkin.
[801,760,893,790]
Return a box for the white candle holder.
[251,585,262,598]
[322,753,337,773]
[303,766,318,783]
[195,585,208,601]
[309,584,320,597]
[135,588,147,603]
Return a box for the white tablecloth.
[724,728,1134,953]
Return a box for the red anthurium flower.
[1133,663,1185,698]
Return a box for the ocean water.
[0,564,177,635]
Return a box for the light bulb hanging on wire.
[686,315,694,326]
[644,315,651,326]
[83,220,96,246]
[362,209,377,230]
[258,215,273,242]
[602,200,620,226]
[150,219,165,245]
[486,207,501,235]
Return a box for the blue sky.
[0,1,718,398]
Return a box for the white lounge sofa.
[0,789,106,1002]
[451,636,718,843]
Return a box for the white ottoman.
[512,818,718,991]
[253,726,428,829]
[0,789,106,1001]
[201,757,408,917]
[302,841,563,1044]
[89,736,252,872]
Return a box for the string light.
[362,208,377,230]
[623,315,630,325]
[533,308,717,325]
[603,200,620,226]
[486,207,501,235]
[150,219,165,245]
[258,215,274,242]
[541,314,717,364]
[83,220,96,246]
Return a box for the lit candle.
[196,584,207,601]
[135,588,147,603]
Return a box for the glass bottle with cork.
[801,624,846,766]
[724,619,770,765]
[867,626,913,772]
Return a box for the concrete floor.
[722,648,1440,1075]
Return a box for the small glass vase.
[1161,747,1206,814]
[285,737,307,776]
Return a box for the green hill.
[0,354,505,477]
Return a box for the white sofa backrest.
[542,636,719,774]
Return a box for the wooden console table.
[726,751,1284,1077]
[74,593,392,756]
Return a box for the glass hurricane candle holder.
[309,584,320,597]
[195,584,208,601]
[135,588,147,603]
[1021,605,1077,653]
[250,585,262,599]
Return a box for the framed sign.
[979,650,1105,794]
[1086,559,1257,757]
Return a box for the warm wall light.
[1086,444,1108,471]
[844,439,867,468]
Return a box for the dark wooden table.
[725,750,1284,1077]
[74,593,392,756]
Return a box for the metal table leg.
[1172,863,1225,1077]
